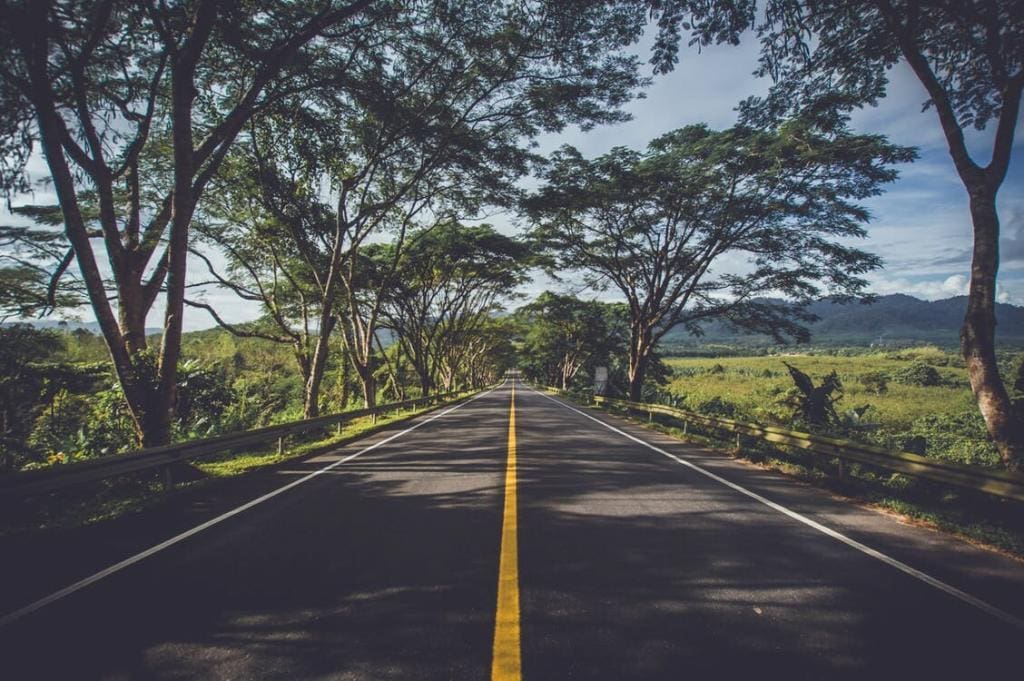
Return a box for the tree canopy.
[528,117,913,399]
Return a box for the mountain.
[663,294,1024,347]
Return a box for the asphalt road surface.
[2,379,1023,680]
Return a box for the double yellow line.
[491,380,522,680]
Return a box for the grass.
[660,345,1012,469]
[195,410,420,477]
[665,350,976,430]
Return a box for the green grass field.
[663,346,1006,468]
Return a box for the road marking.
[530,387,1024,631]
[492,380,522,680]
[0,386,501,629]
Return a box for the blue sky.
[524,36,1024,308]
[3,30,1022,330]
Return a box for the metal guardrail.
[0,388,481,501]
[542,389,1024,503]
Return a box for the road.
[1,379,1023,679]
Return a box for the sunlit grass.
[665,351,975,430]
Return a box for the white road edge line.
[0,384,503,629]
[527,384,1024,631]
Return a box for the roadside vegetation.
[661,347,1024,469]
[0,321,508,475]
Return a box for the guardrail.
[0,388,482,501]
[542,389,1024,503]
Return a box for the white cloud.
[868,273,1022,305]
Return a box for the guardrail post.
[735,432,741,450]
[277,436,285,457]
[682,421,688,436]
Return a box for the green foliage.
[665,350,999,467]
[900,412,1001,468]
[647,1,1023,135]
[860,371,889,394]
[514,292,627,390]
[780,362,843,428]
[527,116,911,399]
[174,361,237,438]
[889,361,943,387]
[0,325,65,469]
[690,395,738,418]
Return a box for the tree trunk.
[627,360,646,402]
[339,345,351,411]
[303,316,336,419]
[961,184,1024,469]
[627,325,651,402]
[358,366,377,410]
[419,369,432,397]
[150,5,218,447]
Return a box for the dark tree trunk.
[303,316,337,419]
[961,184,1024,469]
[340,346,351,410]
[627,324,652,402]
[418,369,432,397]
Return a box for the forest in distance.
[1,0,1022,518]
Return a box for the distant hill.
[663,294,1024,347]
[1,319,163,335]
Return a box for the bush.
[903,411,1000,467]
[860,370,889,394]
[692,395,738,418]
[889,361,943,387]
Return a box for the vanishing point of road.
[2,379,1023,679]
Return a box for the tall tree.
[514,292,627,391]
[528,119,912,400]
[188,111,357,418]
[381,222,529,395]
[643,0,1024,465]
[191,0,650,410]
[0,0,379,445]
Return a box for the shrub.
[904,411,1000,467]
[860,371,889,394]
[889,361,943,387]
[693,395,738,418]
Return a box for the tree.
[0,0,379,445]
[382,222,529,395]
[514,292,627,391]
[782,362,843,428]
[188,0,648,412]
[643,0,1024,465]
[528,119,911,400]
[187,111,353,419]
[0,206,86,320]
[0,324,64,470]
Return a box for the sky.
[3,27,1023,330]
[519,36,1024,308]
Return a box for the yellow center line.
[492,380,522,680]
